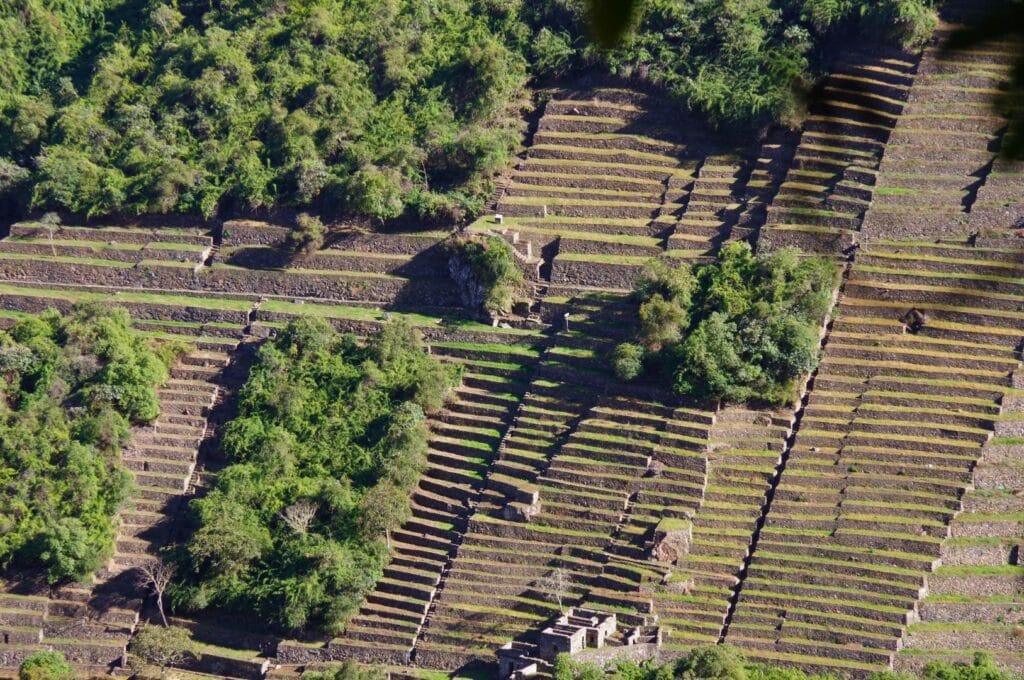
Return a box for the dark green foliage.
[301,660,387,680]
[448,235,526,315]
[0,0,942,219]
[615,243,837,405]
[0,306,177,582]
[1,0,528,219]
[173,319,460,634]
[18,650,73,680]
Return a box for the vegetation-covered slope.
[0,306,178,582]
[0,0,937,221]
[171,319,461,634]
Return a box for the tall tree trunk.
[157,592,168,627]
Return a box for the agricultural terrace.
[0,1,1022,679]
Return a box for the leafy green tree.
[921,652,1013,680]
[636,257,695,306]
[359,480,411,550]
[0,0,942,219]
[18,651,73,680]
[287,213,326,255]
[639,295,687,351]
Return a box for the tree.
[615,243,835,405]
[137,559,176,627]
[536,567,573,613]
[920,652,1013,680]
[448,235,527,316]
[347,168,404,222]
[129,625,198,679]
[1,307,176,583]
[638,295,685,350]
[359,482,410,550]
[18,651,73,680]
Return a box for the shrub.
[554,654,606,680]
[0,306,177,582]
[614,243,836,405]
[919,652,1014,680]
[129,625,198,678]
[18,651,73,680]
[172,319,460,633]
[676,645,749,680]
[287,213,325,255]
[612,342,645,381]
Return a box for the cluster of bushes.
[0,306,180,582]
[17,650,73,680]
[170,318,460,633]
[613,243,837,405]
[0,0,941,220]
[554,646,1016,680]
[446,234,528,316]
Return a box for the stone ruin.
[496,608,662,679]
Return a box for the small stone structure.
[496,642,541,679]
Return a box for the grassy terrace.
[894,415,1024,672]
[467,217,661,246]
[725,223,1024,671]
[5,237,209,252]
[257,300,542,336]
[0,282,252,311]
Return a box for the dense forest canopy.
[170,319,460,633]
[0,307,179,582]
[0,0,936,221]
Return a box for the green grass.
[258,300,540,336]
[556,252,650,264]
[0,251,136,267]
